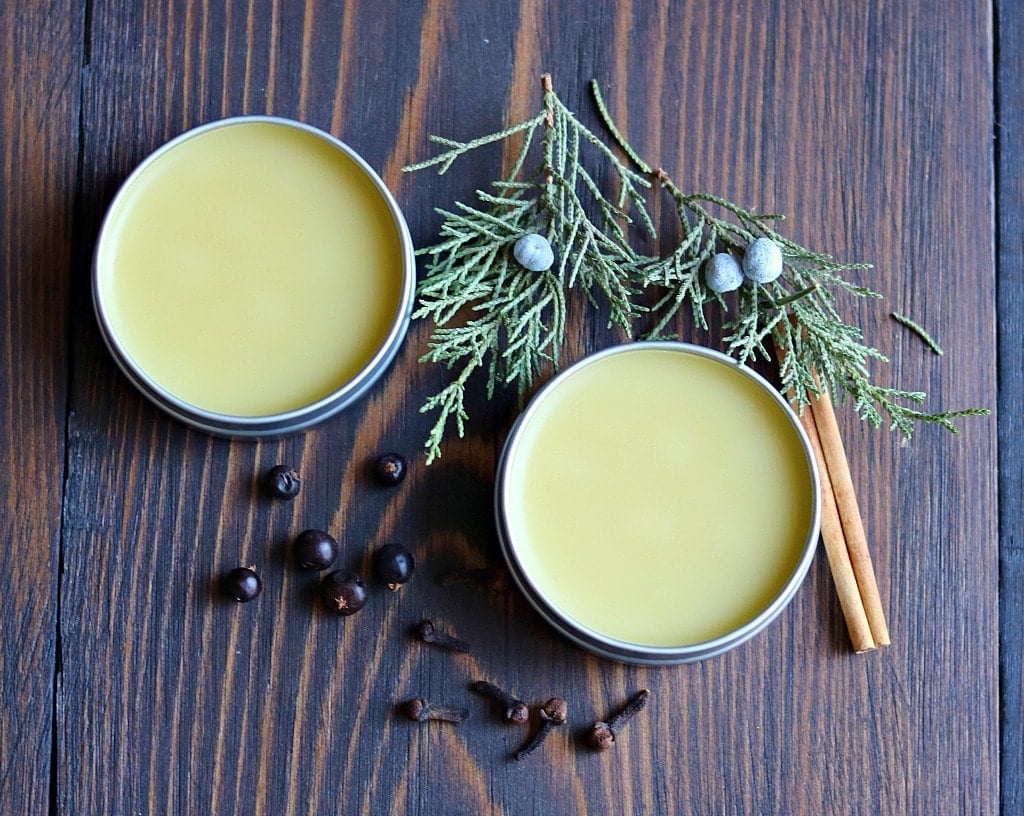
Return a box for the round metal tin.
[494,342,822,665]
[92,116,415,437]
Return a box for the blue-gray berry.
[742,237,783,284]
[513,233,555,272]
[705,253,744,293]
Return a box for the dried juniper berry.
[224,566,262,603]
[319,570,367,616]
[371,452,407,486]
[263,465,300,499]
[293,529,338,570]
[374,543,415,590]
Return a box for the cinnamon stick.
[796,400,877,653]
[808,381,890,647]
[774,332,886,652]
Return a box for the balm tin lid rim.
[92,115,415,436]
[494,341,822,665]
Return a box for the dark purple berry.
[293,529,338,570]
[320,571,367,616]
[374,543,415,590]
[372,452,407,486]
[224,566,262,602]
[264,465,300,499]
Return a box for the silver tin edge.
[92,115,416,438]
[494,341,822,665]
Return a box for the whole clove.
[472,680,529,725]
[587,688,650,751]
[515,697,568,760]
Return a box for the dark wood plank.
[997,0,1023,812]
[0,1,81,812]
[58,2,998,814]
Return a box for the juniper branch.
[404,74,988,463]
[587,78,987,438]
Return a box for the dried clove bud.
[515,697,568,760]
[587,689,650,751]
[472,680,529,725]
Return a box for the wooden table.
[2,1,1013,813]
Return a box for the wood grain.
[29,1,1001,814]
[997,0,1023,813]
[0,2,80,812]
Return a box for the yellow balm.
[499,344,818,656]
[94,118,411,427]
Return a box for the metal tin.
[494,342,822,665]
[92,116,415,437]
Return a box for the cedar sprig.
[891,311,944,355]
[592,79,988,441]
[404,74,987,462]
[408,76,655,462]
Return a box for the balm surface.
[502,346,815,647]
[95,120,405,416]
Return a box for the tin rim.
[494,342,822,665]
[92,115,415,437]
